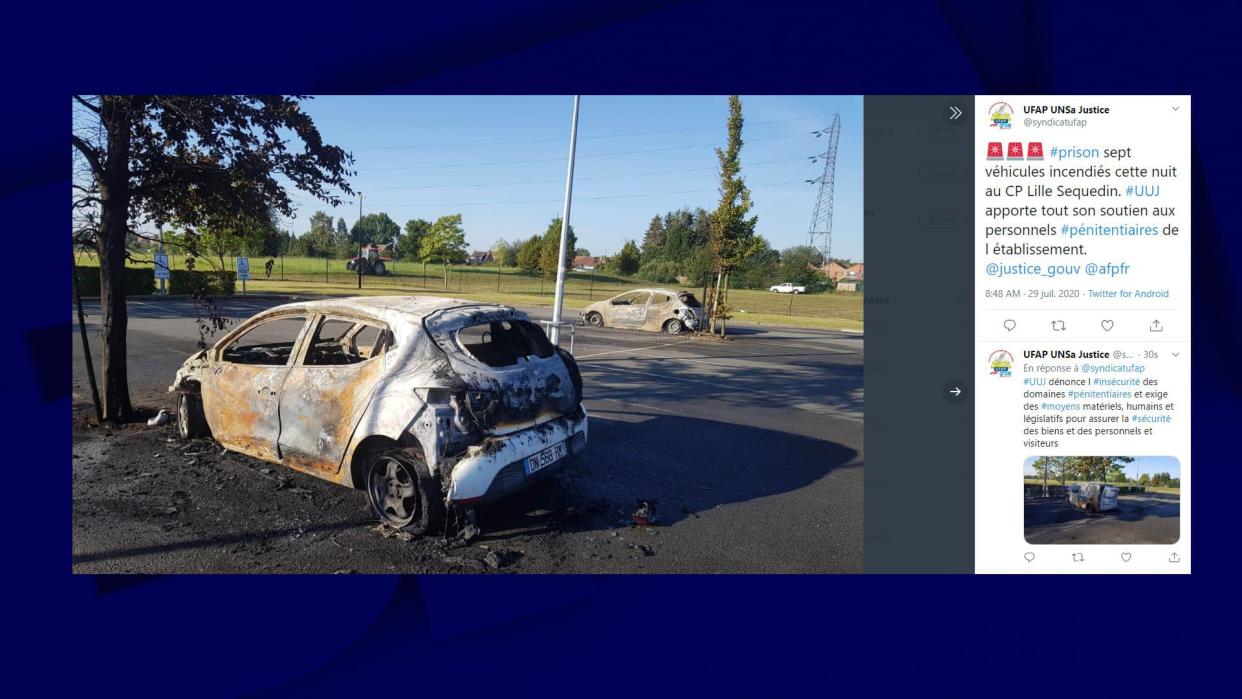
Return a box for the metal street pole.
[357,192,363,290]
[549,95,580,346]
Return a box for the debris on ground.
[483,548,521,570]
[147,410,174,427]
[372,523,415,542]
[459,508,481,543]
[632,499,660,526]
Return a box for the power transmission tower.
[806,113,841,266]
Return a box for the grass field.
[1023,478,1180,495]
[75,251,865,331]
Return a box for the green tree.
[614,240,641,275]
[494,238,519,267]
[71,95,352,421]
[351,212,401,247]
[780,245,828,288]
[399,218,431,261]
[538,217,577,277]
[732,237,782,289]
[333,217,351,256]
[516,235,543,273]
[418,214,467,289]
[641,214,666,261]
[706,96,760,335]
[301,211,336,258]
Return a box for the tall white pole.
[550,95,580,346]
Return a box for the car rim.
[588,313,602,327]
[369,457,418,526]
[666,320,682,334]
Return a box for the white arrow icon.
[950,387,962,397]
[949,105,962,120]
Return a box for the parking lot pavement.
[72,295,863,573]
[1024,494,1180,545]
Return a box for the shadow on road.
[475,410,860,539]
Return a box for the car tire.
[366,449,444,534]
[177,392,211,440]
[663,318,684,335]
[373,260,387,276]
[585,312,604,327]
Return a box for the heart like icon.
[1101,319,1115,331]
[1024,552,1035,562]
[1121,552,1132,562]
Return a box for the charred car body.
[1067,482,1119,513]
[581,288,703,334]
[169,296,588,533]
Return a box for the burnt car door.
[276,315,391,476]
[608,291,651,328]
[202,314,310,462]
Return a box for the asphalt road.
[72,294,863,573]
[1024,494,1180,545]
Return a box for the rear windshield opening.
[678,293,702,308]
[457,320,555,367]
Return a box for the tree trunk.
[97,96,134,422]
[718,272,730,338]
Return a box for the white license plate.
[524,441,567,475]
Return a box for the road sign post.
[236,256,250,297]
[154,252,170,295]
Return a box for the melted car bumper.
[446,407,589,505]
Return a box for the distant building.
[466,250,494,265]
[822,261,864,281]
[573,255,602,271]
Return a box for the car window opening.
[305,318,388,366]
[222,317,306,366]
[457,320,554,367]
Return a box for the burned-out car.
[580,288,703,334]
[169,296,587,533]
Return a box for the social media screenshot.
[973,96,1190,573]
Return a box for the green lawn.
[75,252,865,331]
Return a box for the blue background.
[5,0,1239,694]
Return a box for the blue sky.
[280,95,863,260]
[1024,456,1181,479]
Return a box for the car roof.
[260,296,509,326]
[621,288,684,295]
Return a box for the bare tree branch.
[73,95,101,114]
[71,135,103,177]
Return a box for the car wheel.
[177,392,210,440]
[372,260,387,276]
[366,450,444,534]
[663,318,684,335]
[585,312,604,327]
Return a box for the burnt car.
[169,296,587,533]
[580,288,703,334]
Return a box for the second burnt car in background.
[168,296,588,534]
[580,288,704,334]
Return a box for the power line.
[356,132,806,171]
[362,157,811,191]
[332,180,806,210]
[352,116,821,150]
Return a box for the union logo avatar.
[989,349,1014,377]
[988,101,1015,129]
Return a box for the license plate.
[524,441,567,475]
